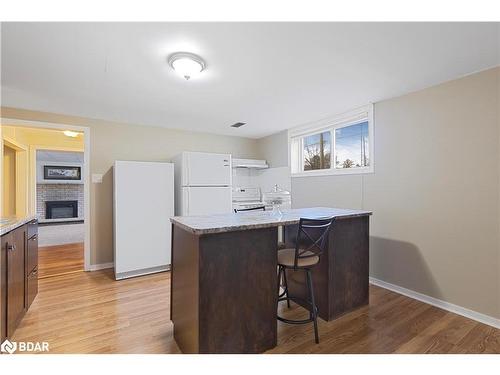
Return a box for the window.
[303,131,331,171]
[334,121,369,169]
[290,105,373,176]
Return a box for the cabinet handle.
[7,244,15,252]
[30,234,38,241]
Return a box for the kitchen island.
[170,207,372,354]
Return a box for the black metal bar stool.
[277,217,335,344]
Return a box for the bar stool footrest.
[277,316,313,325]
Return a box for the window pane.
[334,121,369,169]
[303,131,331,171]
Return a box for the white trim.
[291,166,373,178]
[88,262,114,271]
[289,105,372,138]
[289,104,374,177]
[115,265,171,280]
[1,117,92,272]
[369,277,500,329]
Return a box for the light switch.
[92,174,103,183]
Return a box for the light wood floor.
[12,269,500,354]
[38,242,84,278]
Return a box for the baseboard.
[88,262,114,271]
[115,265,170,280]
[369,277,500,329]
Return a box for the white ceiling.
[2,22,499,138]
[37,150,83,163]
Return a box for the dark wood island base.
[170,207,372,354]
[171,224,278,354]
[283,215,370,322]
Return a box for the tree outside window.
[303,131,331,170]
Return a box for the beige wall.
[1,108,259,265]
[257,130,289,168]
[257,67,500,318]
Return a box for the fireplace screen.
[46,200,78,219]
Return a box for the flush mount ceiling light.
[168,52,206,80]
[63,130,80,137]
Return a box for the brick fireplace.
[37,183,84,221]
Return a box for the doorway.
[36,149,85,278]
[1,119,91,275]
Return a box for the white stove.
[232,187,268,211]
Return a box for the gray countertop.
[0,216,37,236]
[170,207,372,235]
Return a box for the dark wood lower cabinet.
[283,216,370,321]
[7,225,27,338]
[0,232,8,342]
[0,220,38,342]
[26,267,38,309]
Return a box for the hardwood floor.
[38,242,84,278]
[12,269,500,354]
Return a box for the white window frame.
[289,104,374,178]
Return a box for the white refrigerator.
[113,161,174,280]
[173,151,232,216]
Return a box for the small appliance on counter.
[263,184,292,217]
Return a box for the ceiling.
[1,22,499,139]
[37,150,83,163]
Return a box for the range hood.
[232,158,269,169]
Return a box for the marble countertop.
[0,216,37,236]
[170,207,372,235]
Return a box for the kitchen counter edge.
[0,216,38,236]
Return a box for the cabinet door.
[0,232,10,342]
[27,268,38,309]
[27,233,38,275]
[7,226,26,337]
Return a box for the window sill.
[291,166,374,178]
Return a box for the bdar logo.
[1,339,17,354]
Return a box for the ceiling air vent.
[230,122,246,128]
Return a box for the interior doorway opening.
[36,149,85,278]
[1,120,90,276]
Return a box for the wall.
[2,125,85,149]
[256,130,289,168]
[256,67,500,319]
[2,145,16,216]
[1,125,85,217]
[1,109,259,265]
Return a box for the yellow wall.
[1,111,259,265]
[1,125,85,217]
[2,125,84,150]
[2,145,16,216]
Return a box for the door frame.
[0,118,91,271]
[2,136,29,217]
